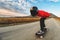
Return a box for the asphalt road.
[0,18,60,40]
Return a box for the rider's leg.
[40,18,46,32]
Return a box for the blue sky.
[0,0,60,17]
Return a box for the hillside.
[50,13,58,17]
[0,9,28,17]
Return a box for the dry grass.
[0,17,40,27]
[54,17,60,21]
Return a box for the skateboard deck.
[35,28,47,38]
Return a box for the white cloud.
[0,0,32,14]
[17,0,31,13]
[29,0,60,2]
[30,0,35,2]
[29,0,38,3]
[49,0,59,2]
[0,0,13,2]
[0,0,5,2]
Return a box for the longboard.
[35,28,47,38]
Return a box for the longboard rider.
[30,6,51,33]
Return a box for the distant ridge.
[50,13,58,18]
[0,9,28,17]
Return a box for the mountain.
[50,13,58,18]
[0,9,28,17]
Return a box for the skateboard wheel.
[40,36,43,38]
